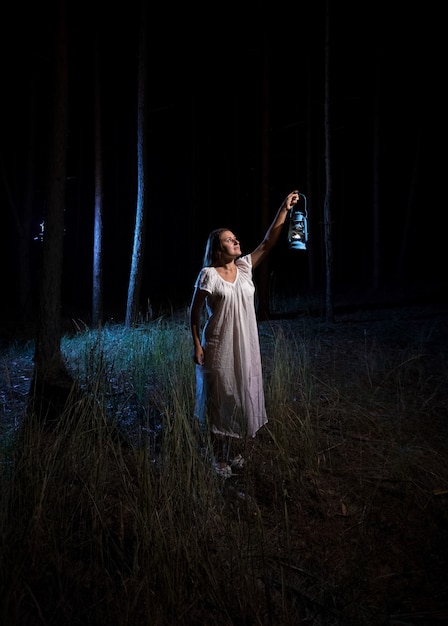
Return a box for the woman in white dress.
[190,190,300,475]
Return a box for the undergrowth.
[1,306,448,625]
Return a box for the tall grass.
[1,308,448,625]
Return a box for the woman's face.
[219,231,241,257]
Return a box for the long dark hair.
[202,228,229,267]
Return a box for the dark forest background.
[1,0,446,324]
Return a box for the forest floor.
[1,295,448,624]
[255,300,448,624]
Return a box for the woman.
[190,190,300,476]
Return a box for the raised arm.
[250,190,300,269]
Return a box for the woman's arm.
[190,286,207,365]
[250,190,300,269]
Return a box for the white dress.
[194,254,268,438]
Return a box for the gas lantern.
[287,193,308,250]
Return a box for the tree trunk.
[92,43,104,329]
[126,0,148,327]
[372,59,381,292]
[395,129,421,286]
[305,52,315,294]
[28,0,73,425]
[257,34,271,321]
[323,0,334,324]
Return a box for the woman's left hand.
[284,190,300,211]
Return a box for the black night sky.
[2,1,446,323]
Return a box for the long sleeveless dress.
[193,254,268,439]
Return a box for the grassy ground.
[1,302,448,625]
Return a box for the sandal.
[230,454,244,469]
[214,462,232,478]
